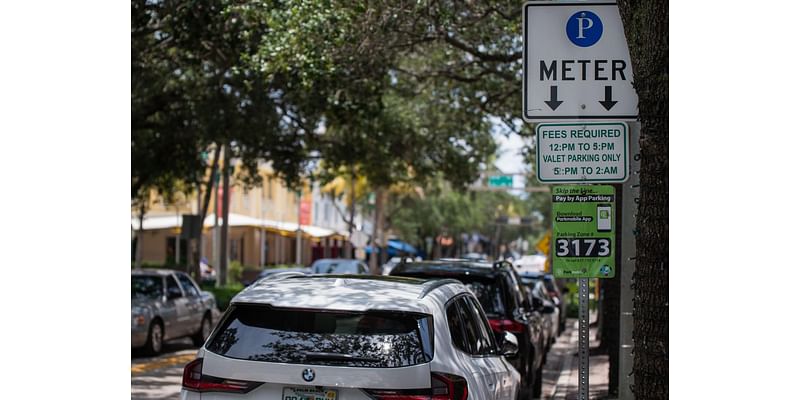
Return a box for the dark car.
[521,278,559,352]
[131,269,218,355]
[520,271,567,334]
[390,259,547,398]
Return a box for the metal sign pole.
[579,277,590,400]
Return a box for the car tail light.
[364,373,467,400]
[431,373,468,400]
[182,358,261,393]
[488,318,526,334]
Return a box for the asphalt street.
[131,338,196,400]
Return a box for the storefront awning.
[131,213,347,239]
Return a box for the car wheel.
[192,314,212,347]
[145,321,163,355]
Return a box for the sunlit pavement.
[131,339,197,400]
[544,317,609,400]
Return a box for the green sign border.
[536,122,629,183]
[551,185,616,279]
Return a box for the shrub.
[200,282,244,312]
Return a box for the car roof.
[131,269,179,276]
[313,258,361,263]
[233,274,465,313]
[390,260,511,279]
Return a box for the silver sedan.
[131,269,218,355]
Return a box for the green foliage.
[227,260,244,283]
[200,282,244,312]
[390,177,547,246]
[133,0,527,209]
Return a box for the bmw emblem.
[302,368,315,382]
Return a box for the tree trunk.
[195,144,222,280]
[368,188,384,274]
[617,1,669,399]
[344,168,356,258]
[135,202,145,268]
[219,144,231,287]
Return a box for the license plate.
[281,387,338,400]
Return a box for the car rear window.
[462,278,506,317]
[391,269,508,317]
[132,276,163,299]
[207,305,433,368]
[543,279,557,293]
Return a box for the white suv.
[181,274,520,400]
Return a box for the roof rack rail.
[492,260,513,270]
[418,278,463,299]
[263,271,307,281]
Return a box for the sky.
[494,131,529,174]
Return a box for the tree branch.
[442,34,521,63]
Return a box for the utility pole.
[212,172,219,274]
[219,144,230,286]
[295,190,302,265]
[175,206,181,266]
[196,180,203,265]
[260,198,266,266]
[135,202,145,269]
[345,168,356,258]
[368,188,384,274]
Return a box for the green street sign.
[488,175,513,188]
[552,185,615,278]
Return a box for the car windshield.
[207,305,434,368]
[132,276,163,299]
[312,260,359,274]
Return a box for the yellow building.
[132,162,351,269]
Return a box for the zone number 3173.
[555,238,611,257]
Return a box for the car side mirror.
[542,304,556,314]
[500,331,519,358]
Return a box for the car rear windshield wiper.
[302,351,380,363]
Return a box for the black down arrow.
[599,86,618,111]
[545,86,563,110]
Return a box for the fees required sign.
[536,121,628,183]
[523,1,638,121]
[552,185,615,278]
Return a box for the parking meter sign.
[551,185,615,278]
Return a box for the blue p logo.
[566,11,603,47]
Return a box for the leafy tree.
[133,0,327,280]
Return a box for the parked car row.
[175,258,566,400]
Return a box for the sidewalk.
[544,317,609,400]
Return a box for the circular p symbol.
[566,11,603,47]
